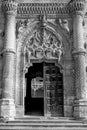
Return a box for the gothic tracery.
[25,28,63,60]
[17,18,63,64]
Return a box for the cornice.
[2,0,18,15]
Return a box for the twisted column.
[69,0,87,119]
[0,0,18,120]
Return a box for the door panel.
[56,69,63,116]
[44,63,63,117]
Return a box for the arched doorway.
[24,62,64,117]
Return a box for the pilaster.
[69,0,87,119]
[0,0,18,120]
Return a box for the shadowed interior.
[25,63,44,116]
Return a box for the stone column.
[69,0,87,119]
[0,0,18,120]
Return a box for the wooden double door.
[25,62,64,117]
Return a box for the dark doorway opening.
[25,63,44,116]
[25,62,64,117]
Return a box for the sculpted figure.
[59,19,70,33]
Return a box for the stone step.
[14,116,82,123]
[1,127,87,130]
[1,124,87,130]
[9,120,82,124]
[0,123,87,127]
[16,116,75,120]
[9,119,82,124]
[15,116,78,121]
[0,117,87,130]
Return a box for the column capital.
[1,0,18,15]
[69,0,87,17]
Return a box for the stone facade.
[0,0,87,120]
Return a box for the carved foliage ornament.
[25,28,63,61]
[17,17,63,65]
[2,0,18,14]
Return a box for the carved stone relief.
[16,17,65,69]
[25,28,63,60]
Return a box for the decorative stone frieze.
[1,1,87,17]
[2,0,18,15]
[17,3,69,16]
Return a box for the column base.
[16,105,24,118]
[74,99,87,119]
[0,99,16,121]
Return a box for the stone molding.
[0,49,16,56]
[17,1,86,17]
[72,48,86,55]
[2,0,18,15]
[17,3,69,15]
[1,0,87,17]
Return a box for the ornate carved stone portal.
[16,15,64,117]
[0,0,87,120]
